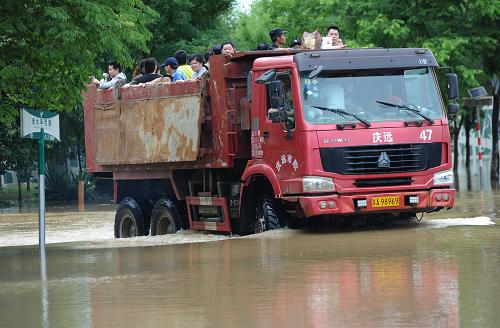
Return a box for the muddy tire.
[149,198,182,236]
[254,196,282,233]
[114,197,146,238]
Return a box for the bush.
[45,163,95,201]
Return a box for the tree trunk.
[77,134,83,179]
[0,176,3,192]
[465,109,471,169]
[26,171,31,192]
[491,93,499,184]
[454,170,460,191]
[17,173,22,203]
[452,116,463,171]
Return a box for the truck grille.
[320,143,442,175]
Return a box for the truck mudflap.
[287,189,455,217]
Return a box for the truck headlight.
[433,170,454,186]
[302,176,335,192]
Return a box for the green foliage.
[45,162,95,201]
[144,0,235,59]
[0,123,36,178]
[45,105,85,174]
[0,0,158,125]
[233,0,499,95]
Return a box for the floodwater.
[0,193,499,328]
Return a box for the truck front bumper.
[289,189,455,217]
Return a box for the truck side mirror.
[256,69,276,84]
[266,80,287,123]
[445,73,459,100]
[266,80,285,110]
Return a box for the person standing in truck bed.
[221,41,236,55]
[189,54,208,80]
[91,61,127,89]
[325,25,345,49]
[269,28,287,49]
[174,50,194,80]
[129,58,162,85]
[161,57,186,82]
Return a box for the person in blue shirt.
[161,57,186,82]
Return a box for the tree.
[491,75,500,183]
[144,0,235,59]
[0,0,158,125]
[45,105,85,178]
[0,134,9,192]
[0,124,36,202]
[234,0,498,90]
[234,0,499,175]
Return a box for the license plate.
[372,196,400,208]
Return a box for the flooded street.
[0,193,499,327]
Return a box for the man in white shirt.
[91,62,127,89]
[326,26,345,49]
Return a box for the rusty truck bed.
[83,54,267,174]
[84,82,205,171]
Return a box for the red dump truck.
[83,48,459,237]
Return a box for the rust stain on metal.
[95,94,202,165]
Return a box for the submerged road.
[0,191,498,327]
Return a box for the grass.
[0,183,39,202]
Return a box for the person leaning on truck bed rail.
[160,57,186,82]
[128,58,162,85]
[324,25,345,49]
[131,60,145,80]
[221,41,236,55]
[189,54,208,80]
[174,50,194,80]
[290,39,302,49]
[90,61,127,89]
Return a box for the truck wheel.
[150,198,182,235]
[114,197,146,238]
[254,197,281,233]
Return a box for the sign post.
[20,108,58,328]
[38,129,46,247]
[20,108,60,249]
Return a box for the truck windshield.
[300,68,445,125]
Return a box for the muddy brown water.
[0,192,499,328]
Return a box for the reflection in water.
[0,192,499,327]
[455,155,500,192]
[0,223,499,327]
[40,246,49,328]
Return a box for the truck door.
[252,70,300,194]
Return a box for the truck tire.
[149,198,182,235]
[254,196,282,233]
[114,197,146,238]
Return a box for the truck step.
[198,205,220,216]
[186,196,232,232]
[200,216,223,222]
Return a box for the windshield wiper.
[376,100,434,124]
[312,106,371,127]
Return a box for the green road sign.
[19,108,61,255]
[20,108,60,141]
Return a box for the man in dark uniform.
[269,28,287,49]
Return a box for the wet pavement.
[0,192,499,327]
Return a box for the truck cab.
[242,48,456,229]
